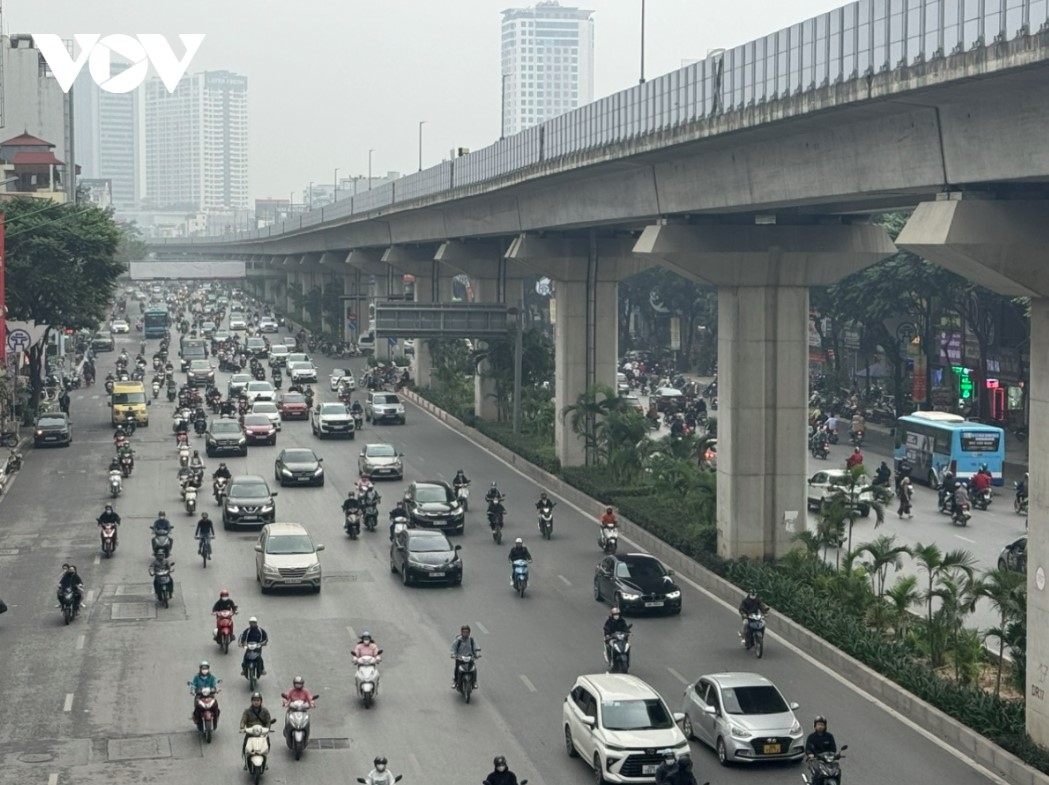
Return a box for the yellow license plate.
[762,744,781,755]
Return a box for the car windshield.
[247,383,273,392]
[373,394,399,405]
[331,369,346,377]
[416,485,451,503]
[282,450,316,463]
[266,534,315,555]
[615,559,667,581]
[190,360,211,370]
[244,415,271,426]
[112,392,146,404]
[211,422,241,434]
[601,699,674,731]
[320,404,347,414]
[231,375,251,383]
[721,686,789,715]
[271,346,288,354]
[253,403,277,413]
[282,394,306,404]
[367,445,396,457]
[38,416,66,426]
[231,483,270,499]
[409,536,453,553]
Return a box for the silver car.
[254,522,324,593]
[358,443,403,480]
[681,672,803,765]
[288,361,318,383]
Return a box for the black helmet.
[374,755,387,766]
[494,755,507,767]
[460,624,471,634]
[251,692,262,701]
[293,676,304,687]
[814,714,827,728]
[200,512,209,519]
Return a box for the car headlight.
[730,724,752,738]
[666,590,681,599]
[226,505,239,512]
[261,504,274,512]
[790,719,801,735]
[305,562,321,574]
[619,592,641,601]
[35,430,43,436]
[238,437,247,445]
[280,467,293,476]
[262,563,280,575]
[313,467,323,475]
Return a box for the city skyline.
[5,0,844,201]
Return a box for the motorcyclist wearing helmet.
[653,749,680,785]
[239,693,272,763]
[108,455,121,474]
[212,589,238,614]
[535,491,555,513]
[239,617,268,676]
[212,462,232,481]
[57,563,84,607]
[349,398,363,416]
[352,631,380,660]
[450,625,480,690]
[388,499,410,541]
[939,469,958,511]
[189,450,204,472]
[97,504,121,526]
[484,482,503,504]
[1017,472,1029,505]
[970,463,992,495]
[805,716,838,766]
[152,510,172,536]
[365,756,397,785]
[739,590,770,646]
[342,489,363,515]
[603,606,630,663]
[508,538,532,586]
[484,755,522,785]
[189,661,220,726]
[282,675,315,708]
[194,512,215,552]
[453,468,469,488]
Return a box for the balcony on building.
[0,131,75,202]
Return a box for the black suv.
[206,418,248,457]
[403,480,465,535]
[34,412,72,447]
[222,474,278,530]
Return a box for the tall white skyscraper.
[144,70,248,211]
[501,1,594,137]
[74,61,139,209]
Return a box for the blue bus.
[143,306,169,339]
[893,411,1006,487]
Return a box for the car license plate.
[642,764,658,775]
[430,572,445,577]
[283,579,301,584]
[762,743,781,755]
[645,601,664,607]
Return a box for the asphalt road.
[0,331,1007,785]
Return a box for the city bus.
[143,306,169,339]
[893,411,1006,487]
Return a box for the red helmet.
[219,589,229,598]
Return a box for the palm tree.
[973,567,1026,696]
[883,574,922,639]
[856,535,912,598]
[560,383,623,465]
[911,542,977,628]
[930,570,980,675]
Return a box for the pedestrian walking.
[59,390,71,415]
[897,476,913,519]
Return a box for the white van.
[358,331,376,354]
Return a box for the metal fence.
[164,0,1046,246]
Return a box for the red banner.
[912,355,927,403]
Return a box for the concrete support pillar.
[508,234,647,467]
[470,277,501,420]
[897,197,1049,745]
[634,222,894,559]
[382,246,442,385]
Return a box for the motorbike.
[345,510,361,540]
[363,502,379,532]
[100,522,118,557]
[352,411,364,430]
[952,501,971,527]
[198,534,213,567]
[605,628,632,673]
[282,695,319,760]
[151,526,173,558]
[214,609,236,654]
[803,745,848,785]
[354,652,382,708]
[190,685,221,743]
[108,469,123,497]
[512,559,530,598]
[243,641,266,689]
[167,383,177,402]
[537,506,554,539]
[152,562,175,608]
[850,429,865,447]
[152,380,161,399]
[741,611,767,658]
[214,477,229,505]
[1015,483,1028,515]
[242,722,276,783]
[356,773,403,785]
[178,444,190,467]
[599,524,619,554]
[194,417,208,435]
[58,585,80,625]
[809,440,830,460]
[455,482,470,512]
[185,485,198,514]
[973,487,993,511]
[487,509,504,545]
[454,652,480,703]
[120,454,134,478]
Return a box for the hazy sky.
[7,0,843,202]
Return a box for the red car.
[278,392,309,420]
[242,414,277,446]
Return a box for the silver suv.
[366,392,406,425]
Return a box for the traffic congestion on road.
[0,281,1010,785]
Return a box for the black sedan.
[274,448,324,487]
[34,412,72,447]
[403,480,465,535]
[593,552,682,614]
[390,529,463,586]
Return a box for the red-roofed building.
[0,131,74,202]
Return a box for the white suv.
[563,674,688,783]
[806,469,875,517]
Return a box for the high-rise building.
[501,1,594,137]
[144,70,248,211]
[74,61,138,209]
[1,35,73,197]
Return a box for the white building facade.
[73,61,138,209]
[501,1,594,137]
[144,70,248,211]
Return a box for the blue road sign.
[387,337,397,348]
[6,328,30,353]
[347,318,357,332]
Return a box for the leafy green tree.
[3,198,123,407]
[856,534,912,598]
[818,464,891,554]
[883,574,922,640]
[114,220,148,266]
[560,383,625,465]
[474,327,554,421]
[911,543,977,630]
[973,568,1026,697]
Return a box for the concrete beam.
[381,244,440,268]
[318,251,346,268]
[506,234,649,281]
[345,249,389,277]
[897,197,1049,297]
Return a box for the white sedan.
[330,368,355,392]
[244,381,276,404]
[110,319,130,334]
[288,361,318,383]
[250,400,282,431]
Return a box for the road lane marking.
[474,621,489,634]
[954,534,976,543]
[76,635,85,650]
[519,674,538,692]
[85,590,95,604]
[346,625,356,640]
[48,774,58,785]
[667,667,689,685]
[408,752,423,776]
[558,574,572,586]
[63,694,74,711]
[93,554,101,566]
[414,395,1014,785]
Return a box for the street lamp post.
[639,0,647,85]
[418,121,426,172]
[368,149,374,190]
[308,181,314,210]
[333,168,340,203]
[501,73,508,139]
